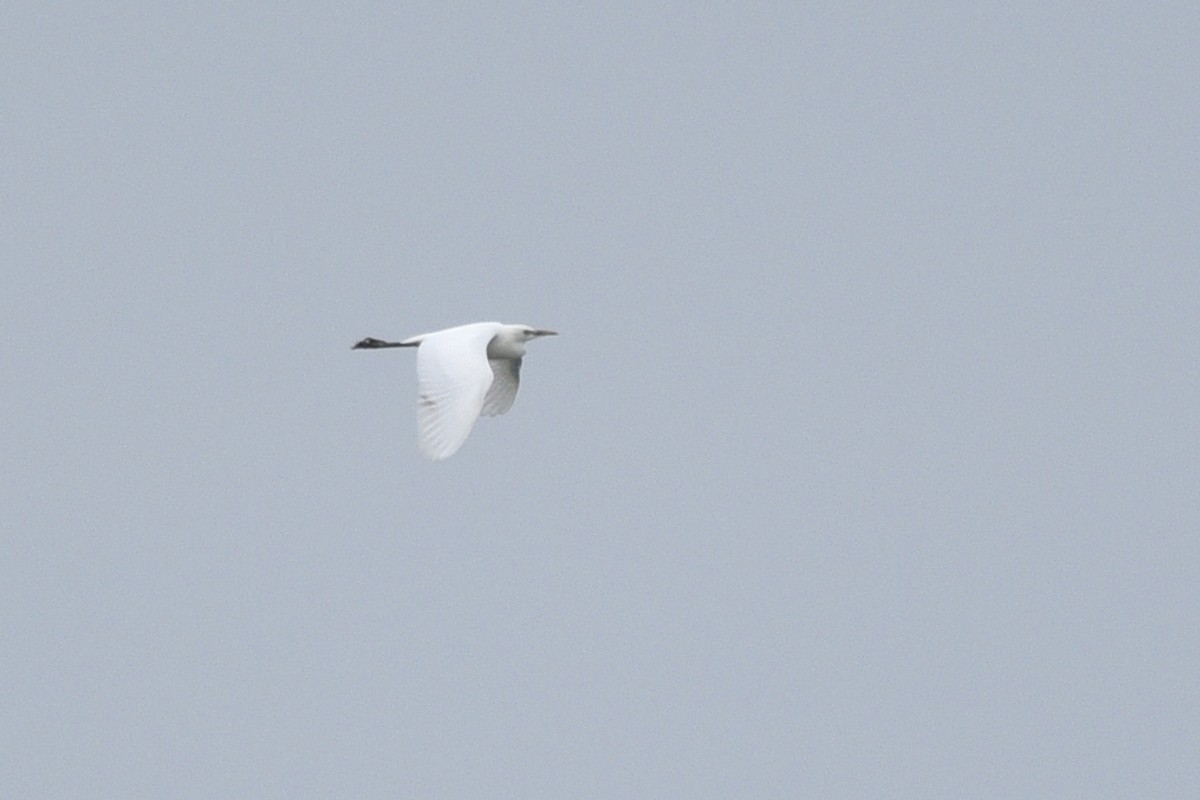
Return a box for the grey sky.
[3,3,1197,797]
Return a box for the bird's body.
[353,322,557,460]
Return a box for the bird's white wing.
[414,327,498,460]
[481,358,521,417]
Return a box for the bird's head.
[489,324,558,359]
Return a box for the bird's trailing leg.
[352,337,414,349]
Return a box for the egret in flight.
[353,322,557,460]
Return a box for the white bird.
[353,322,558,460]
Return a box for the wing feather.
[481,358,521,417]
[413,327,497,459]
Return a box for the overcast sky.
[3,3,1197,798]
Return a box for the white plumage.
[353,322,557,460]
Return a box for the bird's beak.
[533,329,558,337]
